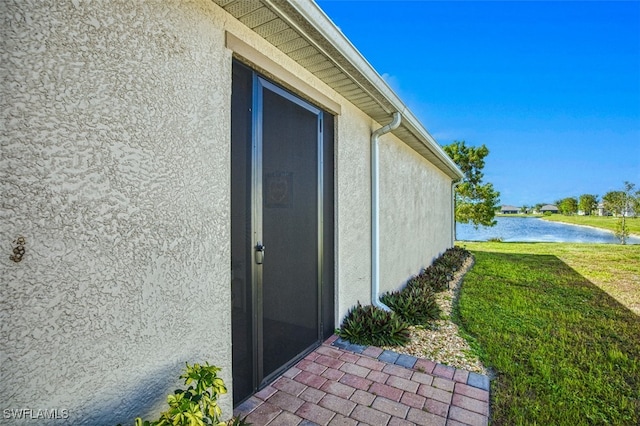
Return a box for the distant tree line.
[512,182,638,244]
[552,182,639,217]
[553,182,638,245]
[441,139,637,244]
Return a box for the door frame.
[252,75,325,387]
[231,61,335,405]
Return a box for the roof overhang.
[214,0,464,180]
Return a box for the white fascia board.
[280,0,464,180]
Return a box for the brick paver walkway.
[234,335,490,425]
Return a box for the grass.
[542,214,640,236]
[454,242,640,425]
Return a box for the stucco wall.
[1,0,455,423]
[334,105,374,322]
[332,111,455,320]
[1,1,233,424]
[378,135,454,293]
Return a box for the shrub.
[405,275,424,290]
[380,286,441,325]
[413,247,471,292]
[120,363,250,426]
[442,246,471,270]
[417,265,451,292]
[432,255,457,272]
[338,246,472,347]
[337,302,411,347]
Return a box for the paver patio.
[234,335,490,425]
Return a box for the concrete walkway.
[234,335,490,425]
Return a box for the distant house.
[597,203,608,216]
[540,204,559,214]
[598,202,636,217]
[500,205,520,214]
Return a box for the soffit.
[213,0,463,180]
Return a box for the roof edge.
[276,0,464,180]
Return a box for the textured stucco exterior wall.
[1,1,233,424]
[378,136,454,293]
[334,105,374,322]
[333,112,455,320]
[1,0,456,422]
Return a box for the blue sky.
[316,0,640,207]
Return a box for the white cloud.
[380,72,401,94]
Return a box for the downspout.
[451,180,462,245]
[371,112,402,311]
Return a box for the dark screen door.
[260,80,320,380]
[231,62,334,405]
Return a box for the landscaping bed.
[337,247,486,374]
[381,255,486,374]
[338,241,640,424]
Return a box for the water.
[456,216,640,244]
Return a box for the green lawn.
[455,242,640,425]
[542,214,640,236]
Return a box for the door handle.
[255,241,266,265]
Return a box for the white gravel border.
[382,256,488,374]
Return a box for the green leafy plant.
[432,255,457,273]
[380,286,441,325]
[413,247,471,292]
[416,265,451,292]
[337,302,410,346]
[338,246,471,347]
[122,363,250,426]
[435,247,471,273]
[443,140,501,228]
[614,217,630,245]
[442,246,471,270]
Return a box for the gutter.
[276,0,464,181]
[371,112,402,311]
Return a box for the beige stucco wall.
[333,105,375,322]
[333,117,455,321]
[1,1,233,424]
[378,135,454,294]
[1,0,455,423]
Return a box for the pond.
[456,216,640,244]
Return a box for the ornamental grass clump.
[337,302,410,347]
[417,247,471,292]
[416,265,451,292]
[338,246,471,347]
[380,285,441,326]
[441,246,471,271]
